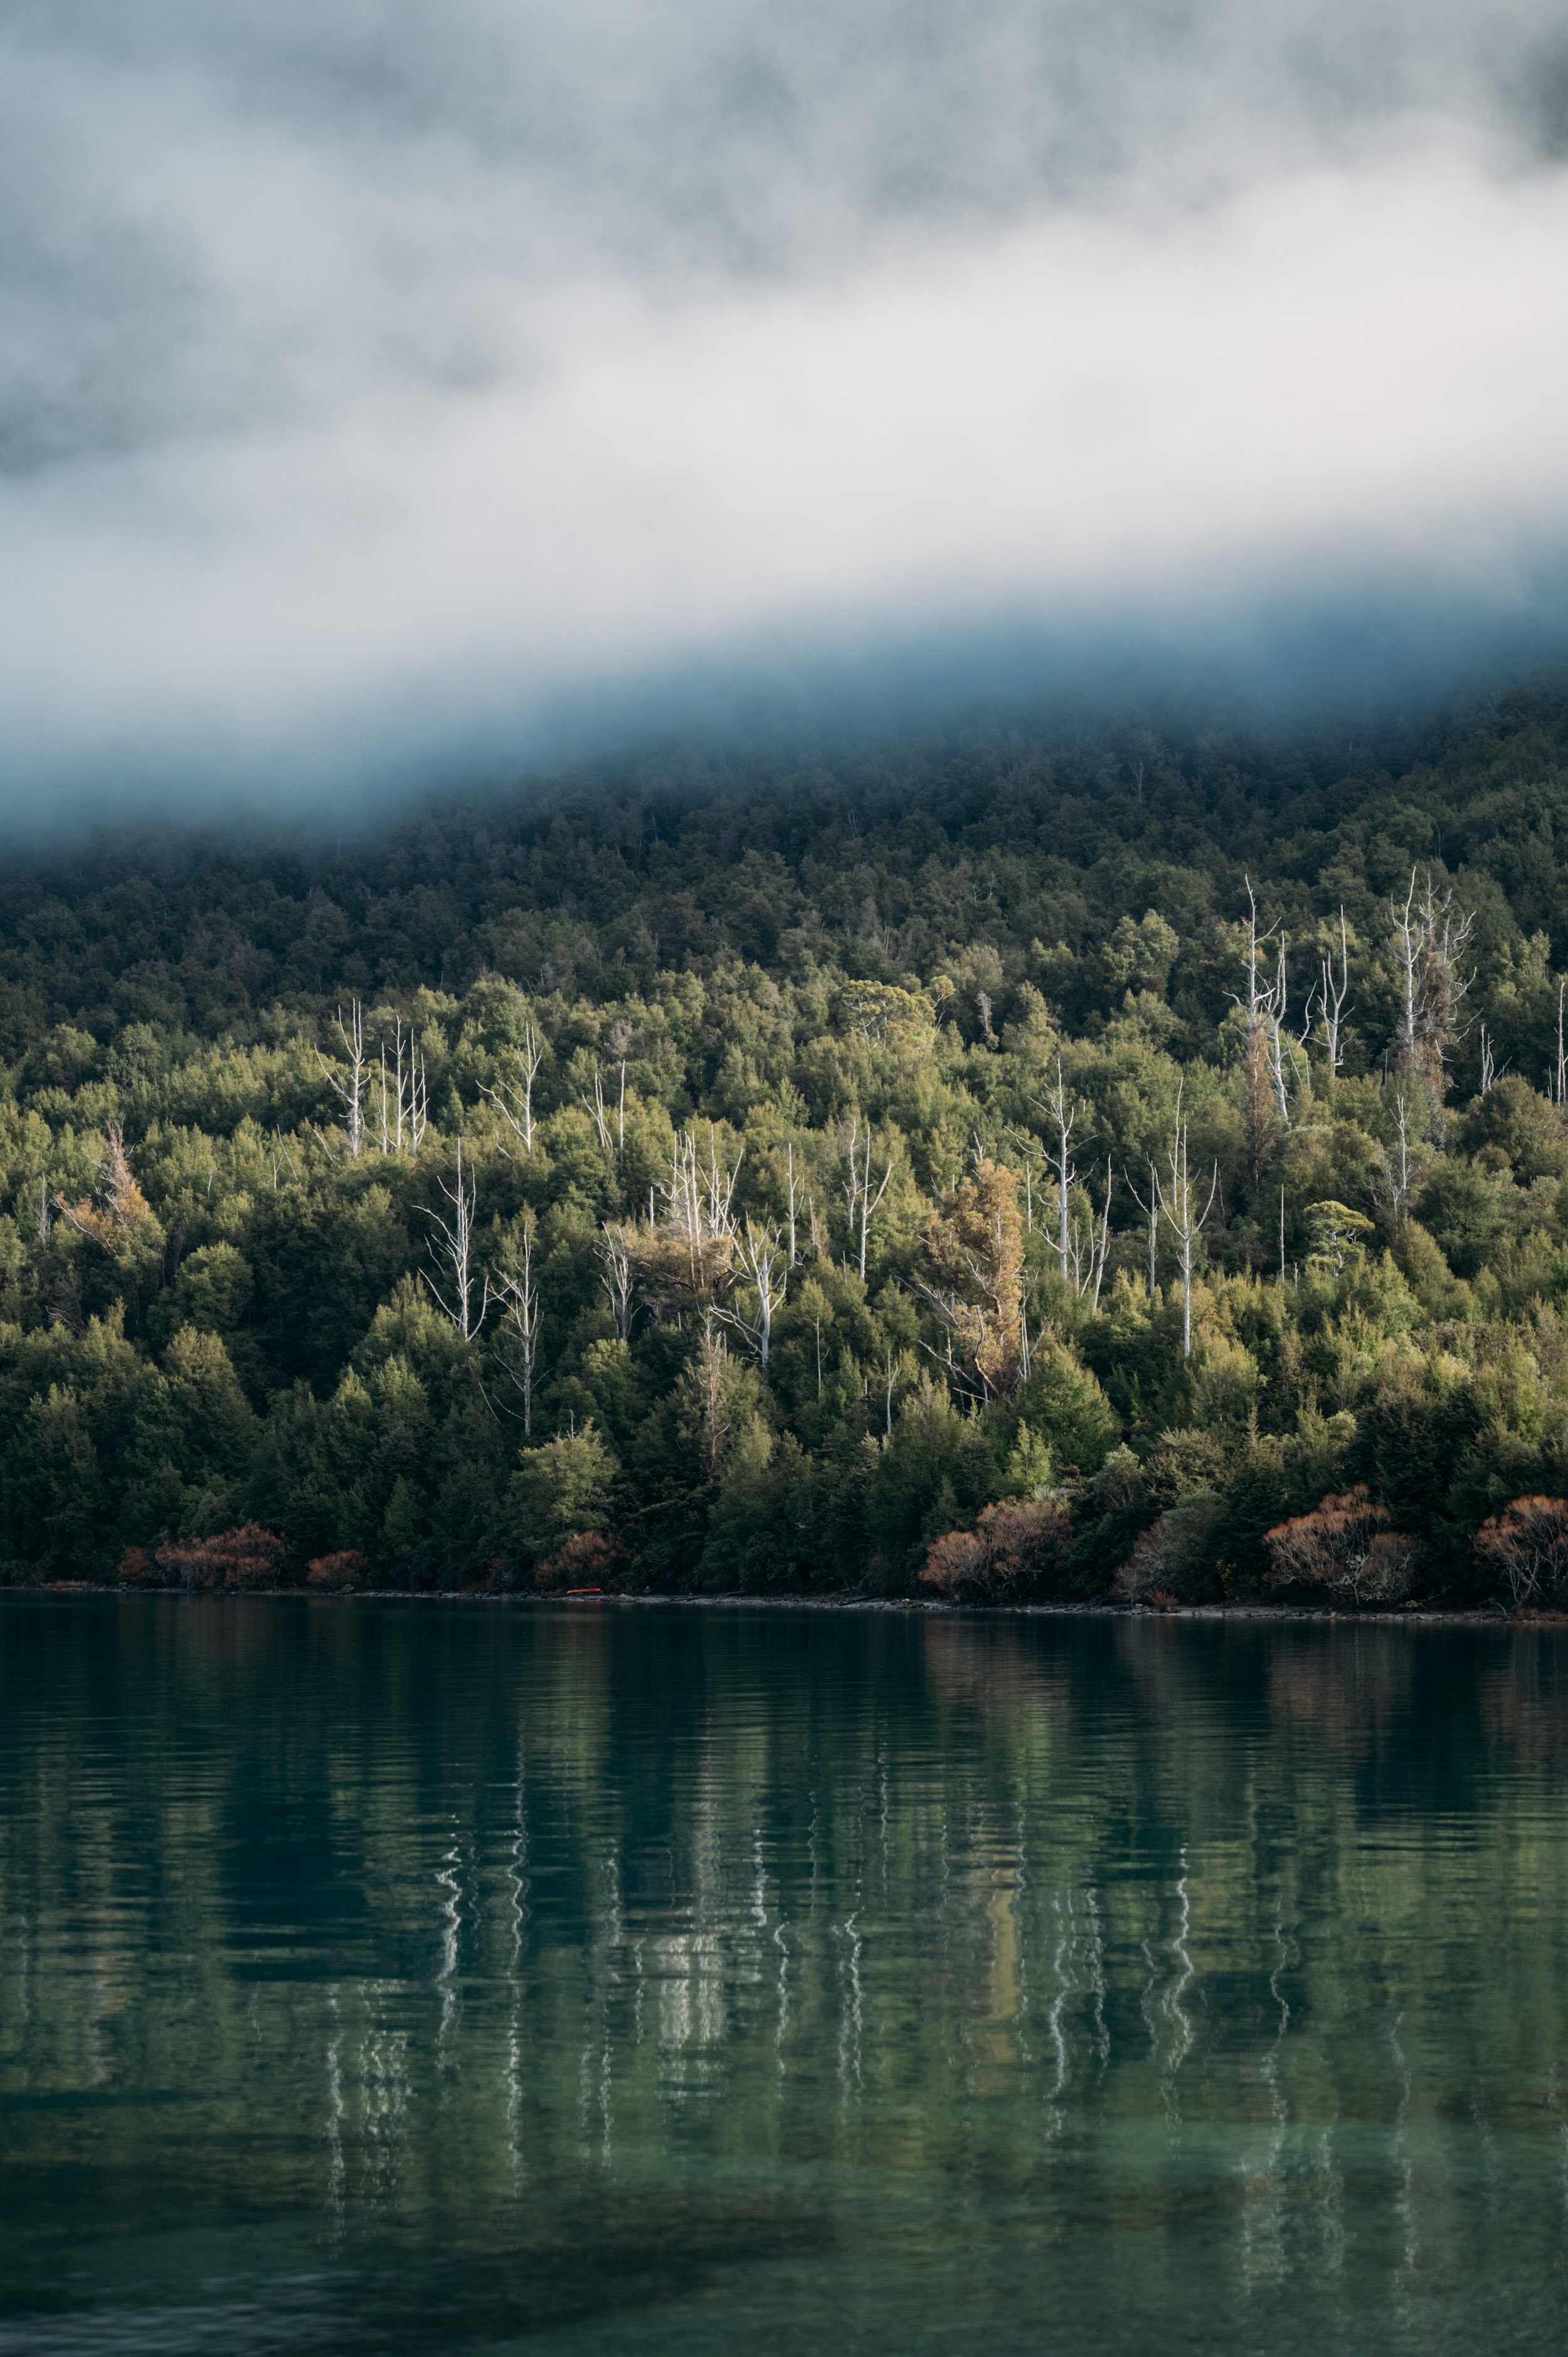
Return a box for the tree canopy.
[5,678,1568,1605]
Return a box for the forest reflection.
[3,1600,1567,2354]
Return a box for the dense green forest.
[7,678,1568,1606]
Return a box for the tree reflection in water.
[2,1597,1567,2354]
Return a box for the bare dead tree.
[53,1122,154,1253]
[1368,1093,1424,1232]
[481,1022,544,1157]
[422,1139,491,1341]
[1035,1059,1079,1283]
[598,1224,635,1342]
[376,1016,427,1154]
[1064,1162,1113,1309]
[1266,941,1292,1125]
[411,1047,428,1152]
[1153,1100,1219,1359]
[1478,1024,1507,1097]
[1556,979,1567,1107]
[1231,882,1290,1192]
[721,1219,789,1372]
[1018,1279,1036,1383]
[492,1210,540,1436]
[581,1068,617,1160]
[319,1001,369,1158]
[842,1118,894,1282]
[1391,869,1475,1098]
[670,1128,740,1281]
[1310,909,1352,1074]
[618,1128,741,1313]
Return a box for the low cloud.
[3,1,1567,812]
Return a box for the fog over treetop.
[3,0,1567,808]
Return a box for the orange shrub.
[921,1528,987,1594]
[116,1526,293,1592]
[536,1531,628,1592]
[1474,1496,1568,1609]
[1263,1487,1417,1606]
[920,1497,1073,1602]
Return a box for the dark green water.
[3,1599,1568,2354]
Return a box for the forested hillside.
[6,679,1568,1606]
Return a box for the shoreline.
[1,1582,1544,1626]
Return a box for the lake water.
[3,1597,1567,2354]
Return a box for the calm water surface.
[3,1597,1568,2353]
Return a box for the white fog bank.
[3,1,1567,807]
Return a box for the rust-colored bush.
[1263,1487,1417,1606]
[307,1550,371,1591]
[921,1527,987,1594]
[115,1525,294,1591]
[1474,1496,1568,1609]
[920,1496,1073,1601]
[536,1531,628,1592]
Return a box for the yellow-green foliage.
[1,687,1568,1599]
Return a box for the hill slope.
[4,682,1568,1605]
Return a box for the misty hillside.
[4,681,1568,1606]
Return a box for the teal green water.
[3,1599,1568,2354]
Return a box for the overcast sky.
[3,0,1567,812]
